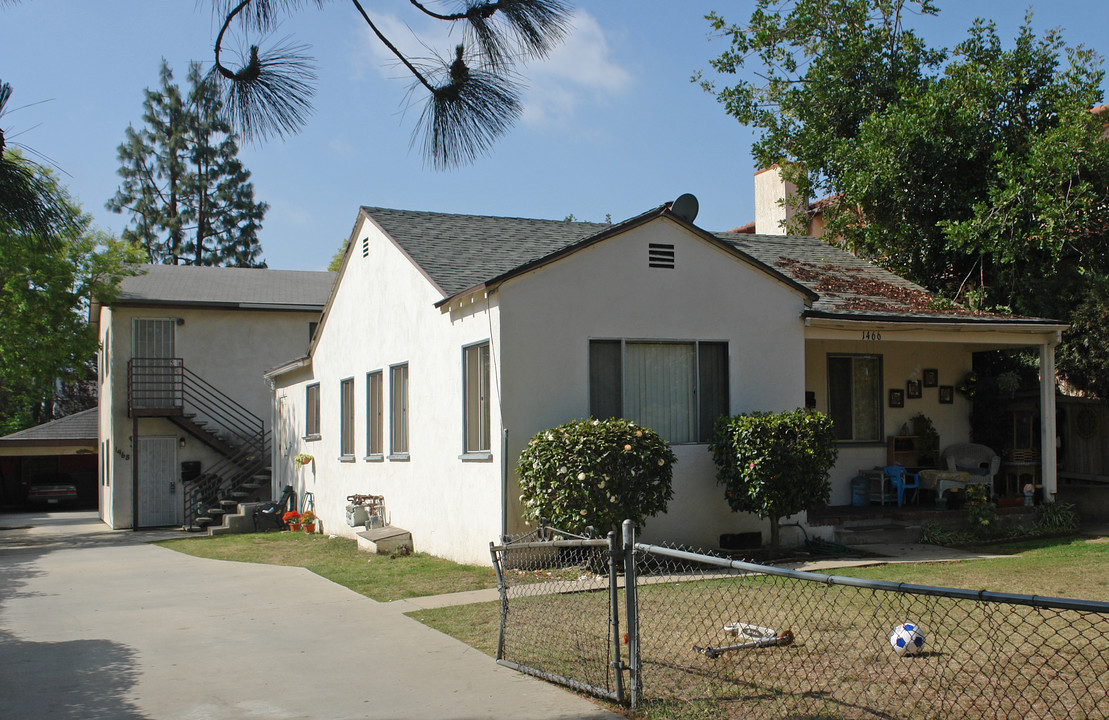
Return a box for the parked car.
[25,473,80,506]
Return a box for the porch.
[808,499,1039,546]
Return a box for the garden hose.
[780,522,852,556]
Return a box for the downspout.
[501,428,509,540]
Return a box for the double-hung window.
[463,342,491,455]
[305,383,320,439]
[589,340,729,443]
[339,377,354,459]
[366,371,383,458]
[390,363,410,457]
[827,354,882,442]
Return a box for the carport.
[0,408,98,509]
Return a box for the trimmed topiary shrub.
[516,418,677,534]
[710,409,839,552]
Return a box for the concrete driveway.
[0,511,621,720]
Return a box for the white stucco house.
[265,198,1064,565]
[95,264,334,529]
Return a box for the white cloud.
[521,11,633,127]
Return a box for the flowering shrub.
[516,418,677,534]
[710,409,838,551]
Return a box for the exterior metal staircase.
[128,358,272,533]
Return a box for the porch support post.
[1039,340,1059,502]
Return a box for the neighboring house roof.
[0,408,97,449]
[103,265,336,312]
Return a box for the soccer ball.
[889,623,925,656]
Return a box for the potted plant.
[282,510,302,531]
[293,453,314,467]
[301,510,317,533]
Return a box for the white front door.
[138,436,178,527]
[132,318,177,408]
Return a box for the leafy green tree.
[516,418,677,534]
[108,61,267,268]
[702,1,1109,397]
[710,410,838,552]
[0,161,142,433]
[206,0,572,169]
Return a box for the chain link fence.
[491,521,1109,719]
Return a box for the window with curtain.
[305,383,320,438]
[589,340,728,443]
[366,370,383,457]
[827,354,882,442]
[463,342,491,453]
[390,363,409,456]
[339,377,354,458]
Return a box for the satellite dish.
[671,193,699,223]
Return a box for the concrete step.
[356,527,413,555]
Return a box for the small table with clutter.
[918,469,991,507]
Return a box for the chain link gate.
[490,523,629,703]
[494,520,1109,718]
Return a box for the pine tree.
[108,60,267,267]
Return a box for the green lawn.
[155,532,496,603]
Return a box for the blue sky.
[3,1,1107,271]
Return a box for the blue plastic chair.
[884,465,920,507]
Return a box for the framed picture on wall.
[922,368,938,387]
[907,379,922,399]
[889,389,905,408]
[939,385,954,404]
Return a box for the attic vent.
[648,243,675,269]
[362,237,369,258]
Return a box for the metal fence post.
[607,530,625,704]
[489,541,507,661]
[622,519,641,710]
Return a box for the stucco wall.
[498,217,810,551]
[100,303,321,529]
[804,338,974,505]
[272,216,503,565]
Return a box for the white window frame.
[366,370,383,460]
[827,353,883,443]
[588,339,729,444]
[389,363,410,459]
[305,383,321,440]
[339,377,355,461]
[462,341,492,459]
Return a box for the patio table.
[918,469,991,499]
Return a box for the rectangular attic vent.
[362,237,369,258]
[648,243,675,269]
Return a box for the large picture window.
[589,340,728,443]
[390,363,409,456]
[305,383,320,439]
[339,377,354,459]
[463,342,491,453]
[827,354,882,442]
[366,371,383,457]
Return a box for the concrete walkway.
[0,511,621,720]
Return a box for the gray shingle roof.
[114,265,336,310]
[0,408,97,446]
[359,206,1058,325]
[362,207,610,298]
